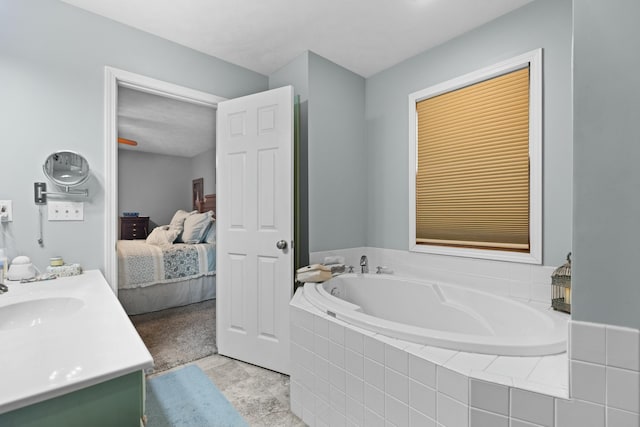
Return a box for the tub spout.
[360,255,368,273]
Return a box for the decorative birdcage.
[551,252,572,313]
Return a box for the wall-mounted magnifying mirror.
[35,151,90,205]
[43,151,90,189]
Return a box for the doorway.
[104,67,226,294]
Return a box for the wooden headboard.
[197,193,216,214]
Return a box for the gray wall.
[191,147,216,196]
[118,150,192,228]
[573,0,640,329]
[269,52,310,266]
[268,51,367,255]
[364,0,573,266]
[0,0,267,272]
[308,52,367,252]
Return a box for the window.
[409,49,542,264]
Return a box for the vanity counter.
[0,270,153,414]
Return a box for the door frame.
[103,67,226,294]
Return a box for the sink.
[0,297,85,331]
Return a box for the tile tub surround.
[310,247,557,305]
[290,292,640,426]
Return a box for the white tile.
[511,378,568,400]
[437,393,468,427]
[409,353,436,388]
[364,358,385,390]
[509,281,531,300]
[365,335,385,363]
[485,356,540,379]
[409,379,436,419]
[530,284,552,304]
[330,340,346,368]
[508,262,532,283]
[314,315,329,338]
[469,378,509,416]
[469,408,508,427]
[510,420,544,427]
[345,328,365,354]
[570,360,606,404]
[317,419,329,427]
[510,388,554,427]
[316,398,331,425]
[386,367,409,403]
[291,306,315,331]
[409,408,436,427]
[330,363,346,393]
[303,384,316,412]
[364,383,385,417]
[570,321,606,364]
[415,345,458,365]
[364,407,385,427]
[291,325,314,351]
[527,353,569,389]
[329,321,346,345]
[302,407,315,427]
[291,379,303,405]
[346,396,364,426]
[330,385,346,414]
[607,366,640,413]
[315,335,329,360]
[385,395,409,427]
[330,409,346,427]
[346,373,364,403]
[315,354,329,379]
[437,366,469,404]
[469,370,513,388]
[555,398,605,427]
[386,343,409,374]
[315,377,330,403]
[530,265,554,284]
[299,365,316,391]
[290,397,303,419]
[445,351,496,375]
[607,407,640,427]
[606,326,640,371]
[346,348,364,379]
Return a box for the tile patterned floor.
[151,354,305,427]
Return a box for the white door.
[216,85,293,374]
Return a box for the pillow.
[203,220,216,244]
[182,211,214,244]
[146,226,180,246]
[169,209,197,242]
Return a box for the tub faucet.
[360,255,368,273]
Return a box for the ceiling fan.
[118,137,138,146]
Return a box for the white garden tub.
[303,273,567,356]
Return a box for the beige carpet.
[130,299,217,373]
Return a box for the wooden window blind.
[415,66,530,251]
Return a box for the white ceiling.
[62,0,533,78]
[118,86,216,158]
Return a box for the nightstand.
[119,216,149,240]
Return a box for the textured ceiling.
[61,0,533,78]
[118,87,216,158]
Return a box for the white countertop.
[0,270,153,414]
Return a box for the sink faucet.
[360,255,368,273]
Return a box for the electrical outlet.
[48,201,84,221]
[0,200,12,222]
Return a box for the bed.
[117,194,216,315]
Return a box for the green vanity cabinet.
[0,370,145,427]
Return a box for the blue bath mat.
[146,364,248,427]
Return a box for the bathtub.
[302,273,567,356]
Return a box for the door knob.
[276,240,288,250]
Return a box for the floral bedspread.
[117,240,216,289]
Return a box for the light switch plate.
[48,201,84,221]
